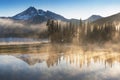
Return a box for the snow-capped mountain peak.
[13,6,38,20]
[12,7,67,22]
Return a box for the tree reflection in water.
[0,44,120,80]
[1,43,120,68]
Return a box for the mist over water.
[0,43,120,80]
[1,1,120,80]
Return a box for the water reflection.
[0,44,120,80]
[15,49,120,69]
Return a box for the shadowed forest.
[47,19,120,44]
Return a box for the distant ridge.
[84,15,102,22]
[93,12,120,25]
[1,6,120,24]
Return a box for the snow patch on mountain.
[13,7,38,20]
[12,7,67,21]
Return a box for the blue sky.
[0,0,120,19]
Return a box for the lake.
[0,43,120,80]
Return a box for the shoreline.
[0,38,49,45]
[0,41,49,45]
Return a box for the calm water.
[0,44,120,80]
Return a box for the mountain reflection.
[14,45,120,68]
[0,44,120,80]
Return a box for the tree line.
[47,19,120,44]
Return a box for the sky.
[0,0,120,19]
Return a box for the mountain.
[13,7,38,20]
[1,7,103,24]
[12,7,67,23]
[93,13,120,25]
[84,15,102,22]
[68,15,102,24]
